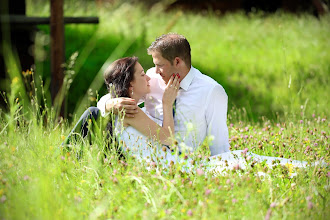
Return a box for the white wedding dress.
[114,108,308,175]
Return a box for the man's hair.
[103,56,138,98]
[147,33,191,68]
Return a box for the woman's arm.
[124,74,180,145]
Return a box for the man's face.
[151,51,176,84]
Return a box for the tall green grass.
[0,80,329,218]
[0,1,329,219]
[25,1,330,121]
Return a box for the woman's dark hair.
[104,56,138,98]
[103,57,138,159]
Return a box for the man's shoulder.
[192,67,224,89]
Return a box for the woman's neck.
[130,94,142,103]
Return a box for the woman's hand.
[162,73,180,108]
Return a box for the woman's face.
[130,62,151,98]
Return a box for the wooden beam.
[50,0,64,117]
[0,15,99,25]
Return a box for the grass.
[24,0,330,121]
[0,99,329,219]
[0,0,329,219]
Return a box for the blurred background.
[1,0,329,122]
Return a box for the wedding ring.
[174,87,177,89]
[170,85,173,88]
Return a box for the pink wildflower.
[264,208,272,220]
[308,201,313,209]
[187,209,193,216]
[196,168,204,176]
[205,189,212,196]
[0,195,6,203]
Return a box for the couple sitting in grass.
[67,33,308,175]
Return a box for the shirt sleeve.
[97,93,112,117]
[205,85,230,156]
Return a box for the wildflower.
[60,156,65,160]
[264,208,272,220]
[233,164,240,171]
[23,175,30,181]
[327,172,330,177]
[321,118,326,122]
[312,113,315,118]
[187,209,193,216]
[196,168,204,176]
[1,195,6,203]
[232,198,237,203]
[113,169,117,175]
[300,120,303,124]
[104,158,108,164]
[270,202,277,208]
[307,201,313,209]
[74,196,82,203]
[150,161,156,168]
[226,179,231,184]
[205,189,212,196]
[285,163,294,177]
[243,148,248,154]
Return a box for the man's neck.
[179,65,191,81]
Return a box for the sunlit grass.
[0,98,329,219]
[0,1,329,219]
[25,0,330,120]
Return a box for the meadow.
[0,0,329,219]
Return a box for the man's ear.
[174,57,181,67]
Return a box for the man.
[97,33,230,156]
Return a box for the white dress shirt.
[97,66,230,156]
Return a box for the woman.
[104,57,308,175]
[104,57,181,165]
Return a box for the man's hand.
[106,98,138,118]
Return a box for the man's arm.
[97,94,138,117]
[205,85,230,156]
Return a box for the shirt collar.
[180,66,195,91]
